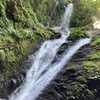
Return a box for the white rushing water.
[9,3,91,100]
[47,0,59,27]
[60,3,73,28]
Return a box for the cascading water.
[9,3,91,100]
[60,3,73,28]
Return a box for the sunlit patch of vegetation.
[68,29,86,40]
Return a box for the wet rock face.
[36,44,99,100]
[7,72,26,93]
[71,44,93,62]
[0,75,5,98]
[36,66,85,100]
[57,42,69,54]
[87,79,100,99]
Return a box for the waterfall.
[9,3,91,100]
[60,3,73,28]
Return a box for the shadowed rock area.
[36,42,100,100]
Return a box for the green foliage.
[70,0,100,27]
[68,29,86,40]
[70,1,91,27]
[0,0,41,30]
[1,36,14,43]
[85,35,100,64]
[0,1,5,17]
[0,27,59,77]
[0,17,13,28]
[91,35,100,47]
[82,60,100,85]
[7,51,16,62]
[0,50,5,61]
[83,61,100,72]
[82,34,100,80]
[0,37,35,76]
[79,23,94,31]
[87,52,100,60]
[0,0,61,77]
[92,35,100,41]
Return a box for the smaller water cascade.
[46,0,59,27]
[50,0,59,18]
[53,3,73,36]
[60,3,73,28]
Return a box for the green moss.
[91,38,100,47]
[91,35,100,46]
[79,23,94,31]
[7,51,16,62]
[34,28,52,39]
[0,1,5,17]
[46,28,61,38]
[76,75,87,83]
[81,34,100,80]
[68,29,86,40]
[1,36,14,43]
[2,39,32,77]
[0,17,13,28]
[83,61,100,68]
[0,0,68,28]
[0,0,61,78]
[9,0,35,21]
[83,61,100,77]
[0,50,5,61]
[87,51,100,60]
[85,35,100,62]
[0,0,41,30]
[0,28,59,77]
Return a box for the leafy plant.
[68,29,86,40]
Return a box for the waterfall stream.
[9,3,91,100]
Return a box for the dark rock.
[57,42,68,54]
[71,44,93,62]
[7,72,26,93]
